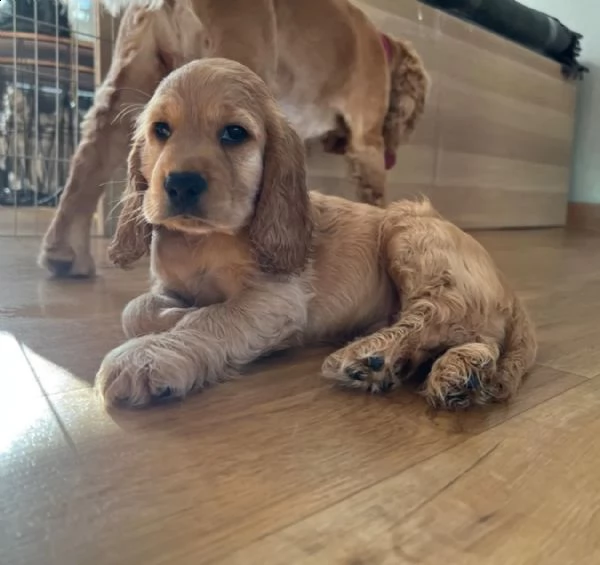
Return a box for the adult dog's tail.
[100,0,166,17]
[381,37,429,170]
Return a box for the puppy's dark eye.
[219,125,249,146]
[153,121,171,141]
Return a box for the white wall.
[520,0,600,203]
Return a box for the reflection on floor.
[2,232,600,565]
[0,206,105,237]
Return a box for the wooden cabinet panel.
[306,0,577,228]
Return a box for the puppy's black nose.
[164,171,207,212]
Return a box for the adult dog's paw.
[95,335,199,407]
[39,243,96,278]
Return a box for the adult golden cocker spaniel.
[95,59,537,411]
[40,0,428,278]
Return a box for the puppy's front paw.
[95,335,200,407]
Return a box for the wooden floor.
[1,231,600,565]
[0,206,102,237]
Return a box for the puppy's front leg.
[121,291,195,339]
[96,282,308,406]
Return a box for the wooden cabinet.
[306,0,577,228]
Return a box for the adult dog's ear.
[249,107,312,275]
[107,138,152,268]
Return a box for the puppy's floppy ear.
[107,138,152,268]
[249,107,312,274]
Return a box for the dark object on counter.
[0,187,63,207]
[420,0,588,79]
[0,187,36,207]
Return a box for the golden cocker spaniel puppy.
[40,0,428,278]
[96,59,536,411]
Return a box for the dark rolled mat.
[420,0,588,79]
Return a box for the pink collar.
[382,33,397,170]
[381,33,393,64]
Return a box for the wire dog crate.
[0,0,117,236]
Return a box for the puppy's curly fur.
[96,59,537,411]
[40,0,429,278]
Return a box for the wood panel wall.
[306,0,577,228]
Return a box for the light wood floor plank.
[0,231,599,564]
[216,378,600,565]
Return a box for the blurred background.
[0,0,116,236]
[0,0,592,237]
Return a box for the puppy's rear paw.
[422,342,499,410]
[322,350,398,394]
[422,371,480,411]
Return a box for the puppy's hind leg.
[423,303,536,410]
[322,329,406,393]
[323,214,480,395]
[321,299,470,394]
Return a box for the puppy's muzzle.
[164,171,208,214]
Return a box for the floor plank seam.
[18,340,82,456]
[389,440,504,529]
[537,362,595,380]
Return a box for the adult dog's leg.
[39,86,132,277]
[40,11,168,277]
[96,282,308,406]
[337,26,412,207]
[340,48,389,207]
[345,130,387,207]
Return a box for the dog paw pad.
[364,355,385,371]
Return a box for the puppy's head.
[108,58,312,274]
